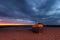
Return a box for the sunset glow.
[0,22,34,26]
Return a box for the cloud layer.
[0,0,60,25]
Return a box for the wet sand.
[0,27,60,40]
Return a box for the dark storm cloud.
[38,0,56,15]
[0,0,60,25]
[0,0,31,19]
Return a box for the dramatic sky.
[0,0,60,25]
